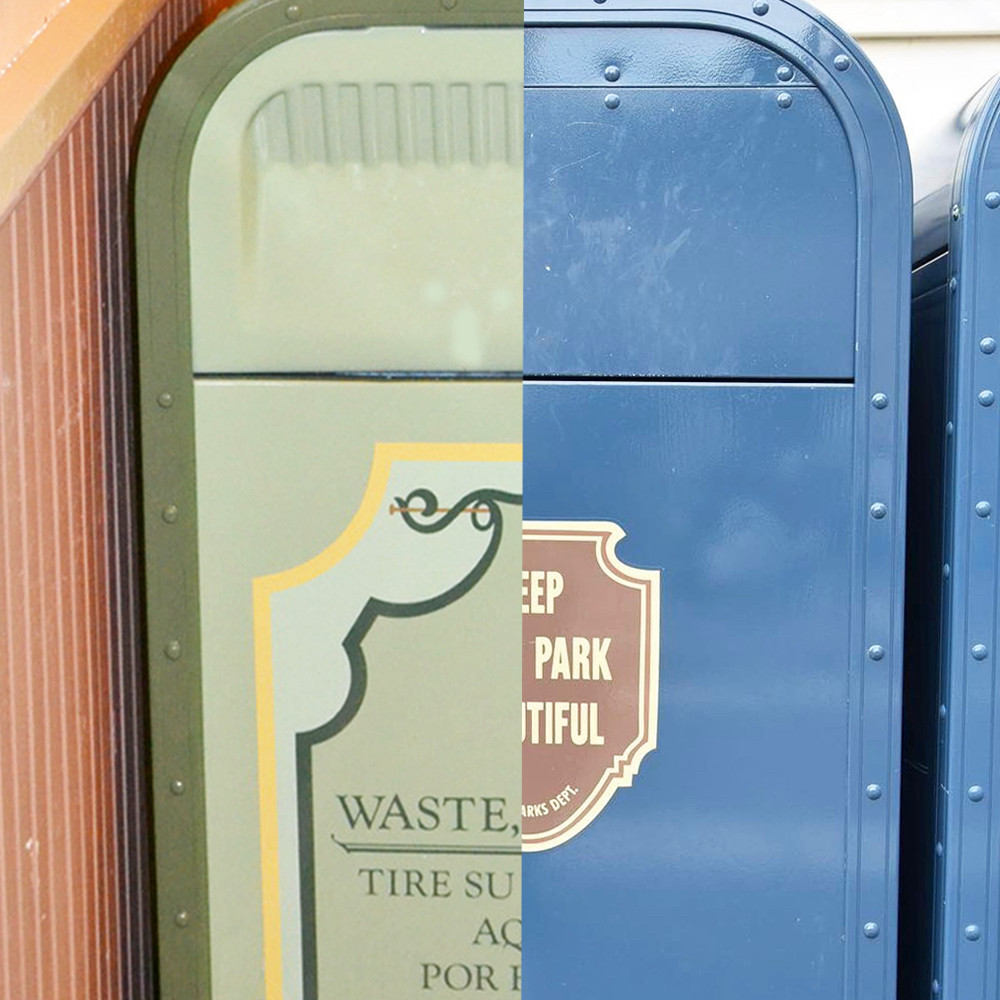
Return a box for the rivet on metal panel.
[935,841,944,857]
[604,65,620,82]
[975,501,992,518]
[867,644,885,661]
[834,54,851,72]
[978,389,995,406]
[950,277,958,293]
[164,640,182,661]
[965,924,982,940]
[870,503,888,520]
[162,504,179,523]
[986,191,1000,210]
[157,392,173,409]
[752,0,769,14]
[968,785,985,802]
[871,393,889,409]
[776,65,793,82]
[971,644,988,660]
[776,92,793,110]
[981,337,997,354]
[170,780,185,796]
[943,563,951,579]
[863,922,880,939]
[866,784,883,800]
[952,204,962,221]
[604,94,620,110]
[939,704,947,720]
[174,911,191,928]
[285,3,301,19]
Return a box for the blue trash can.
[522,2,911,997]
[905,74,1000,1000]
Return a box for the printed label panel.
[522,521,660,852]
[255,443,521,999]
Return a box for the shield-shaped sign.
[522,521,661,852]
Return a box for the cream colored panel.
[189,27,522,373]
[193,380,521,999]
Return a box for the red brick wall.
[0,3,221,996]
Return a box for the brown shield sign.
[522,521,660,852]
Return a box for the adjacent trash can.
[522,3,911,997]
[905,74,1000,1000]
[134,2,522,998]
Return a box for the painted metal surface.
[0,4,213,1000]
[523,3,910,998]
[905,75,1000,1000]
[188,27,522,373]
[525,27,856,378]
[135,2,520,997]
[912,77,996,265]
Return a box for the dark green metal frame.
[133,1,520,996]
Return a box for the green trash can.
[134,3,522,997]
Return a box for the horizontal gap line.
[525,83,816,91]
[332,838,520,856]
[524,374,854,385]
[193,373,852,386]
[912,284,948,307]
[912,247,949,271]
[194,371,522,382]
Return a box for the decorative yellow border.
[252,441,520,1000]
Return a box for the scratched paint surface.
[524,29,857,378]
